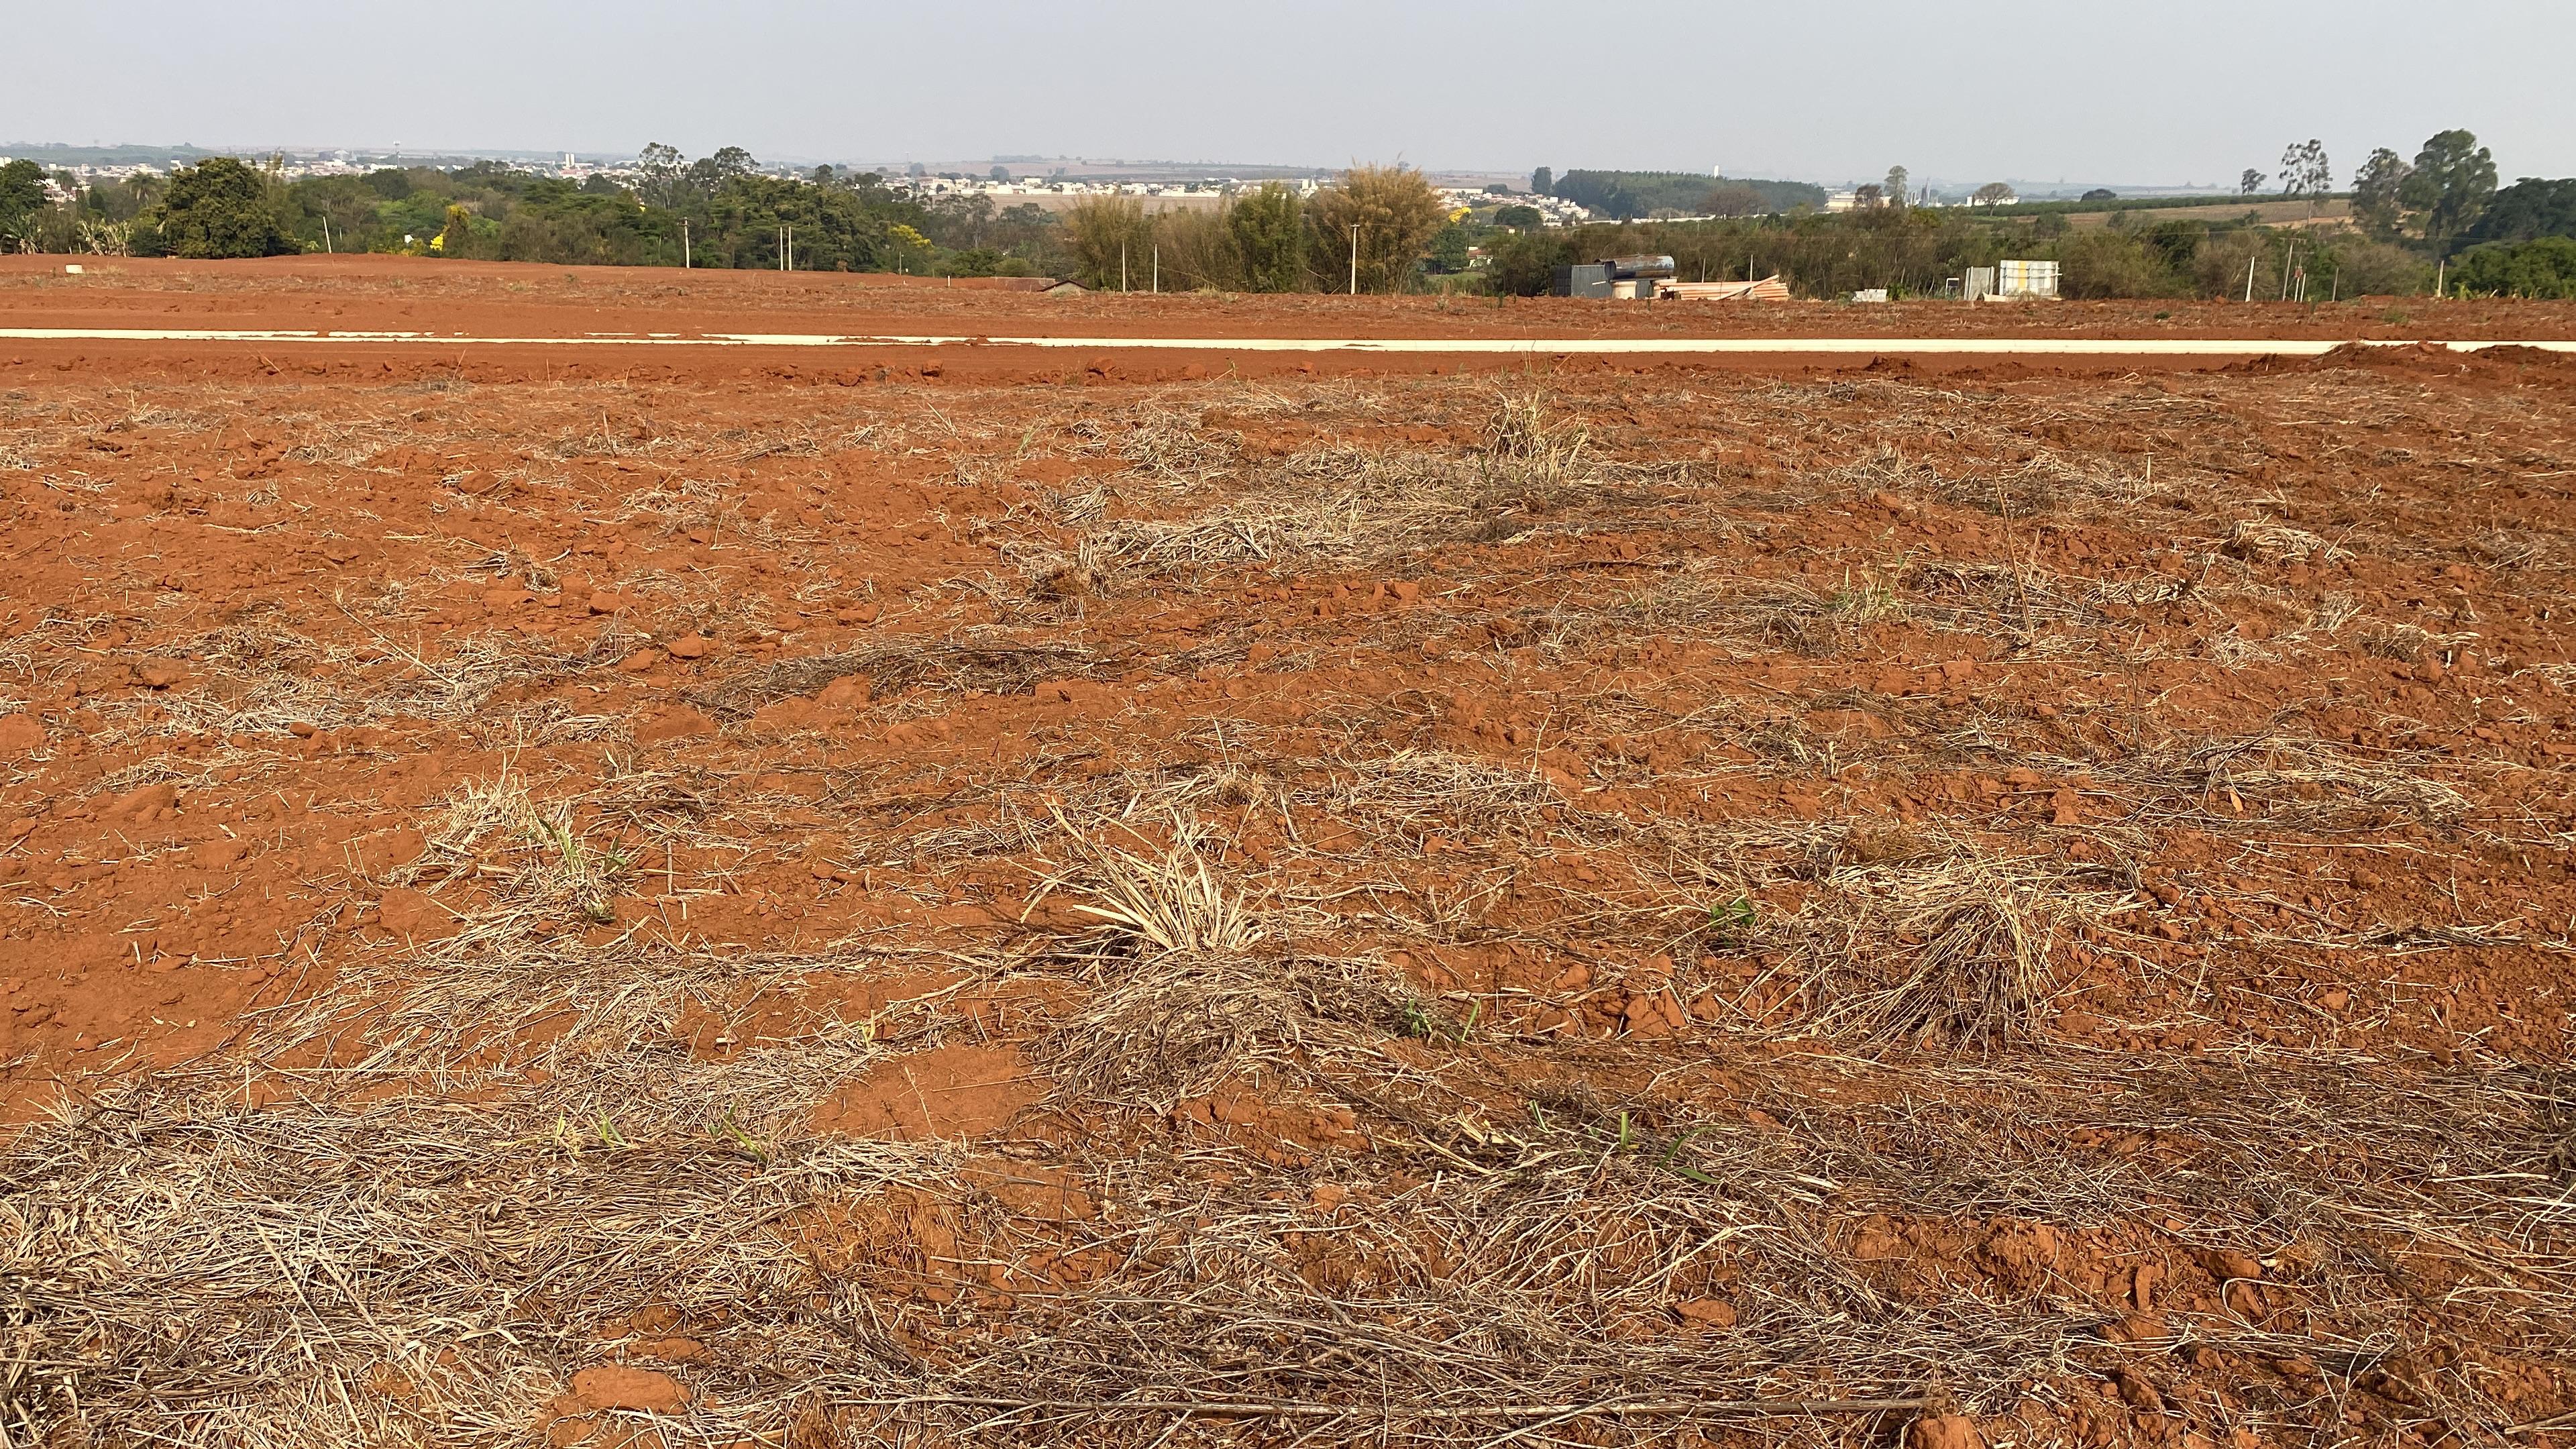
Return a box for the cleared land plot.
[4,276,2576,1449]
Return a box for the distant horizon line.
[0,140,2256,195]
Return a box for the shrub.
[1228,182,1302,292]
[2192,229,2272,299]
[2322,239,2430,297]
[1486,229,1578,297]
[2451,237,2576,299]
[1305,164,1446,293]
[1063,195,1152,290]
[1150,206,1242,292]
[2057,231,2170,299]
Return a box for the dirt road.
[9,325,2576,356]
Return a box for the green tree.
[2058,230,2171,299]
[1493,203,1542,228]
[1150,206,1240,290]
[2450,236,2576,299]
[2351,148,2412,238]
[1972,181,2015,207]
[1884,164,1909,208]
[154,156,294,258]
[2318,237,2430,297]
[2463,178,2576,246]
[0,158,46,245]
[2402,129,2497,252]
[2277,139,2330,196]
[1305,164,1446,293]
[2239,168,2265,195]
[1227,182,1303,291]
[433,203,477,256]
[1701,183,1766,216]
[1425,221,1472,274]
[1531,166,1552,195]
[285,175,381,252]
[635,143,687,208]
[1063,195,1152,288]
[1486,227,1578,296]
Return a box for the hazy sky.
[9,1,2572,187]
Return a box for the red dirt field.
[5,262,2576,1449]
[7,252,2576,344]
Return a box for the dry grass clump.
[1585,553,2157,661]
[1041,947,1414,1108]
[1644,820,2126,1049]
[1326,748,1562,845]
[112,621,634,741]
[296,760,751,1065]
[1028,806,1416,1110]
[1081,450,1467,573]
[401,764,627,926]
[690,637,1097,717]
[1474,390,1589,515]
[1018,534,1112,610]
[2356,621,2448,663]
[2468,526,2546,570]
[13,1038,2565,1447]
[2223,519,2348,565]
[1788,846,2112,1049]
[1589,567,1894,659]
[1830,447,2167,520]
[1033,808,1263,959]
[1065,403,1243,479]
[1032,393,1615,582]
[2120,730,2475,828]
[1,1039,926,1449]
[1902,560,2111,643]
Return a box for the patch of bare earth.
[5,331,2576,1448]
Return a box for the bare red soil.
[7,252,2576,342]
[4,262,2575,1449]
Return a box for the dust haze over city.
[5,6,2576,1449]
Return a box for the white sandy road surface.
[2,328,2573,356]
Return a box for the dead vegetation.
[7,352,2575,1449]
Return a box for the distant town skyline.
[7,0,2572,187]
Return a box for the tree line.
[1053,166,1451,294]
[0,147,1048,276]
[1486,128,2571,301]
[2,128,2569,299]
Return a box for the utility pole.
[1349,224,1359,295]
[320,215,331,254]
[2279,241,2296,301]
[1120,240,1128,292]
[2435,256,2445,297]
[1152,244,1159,294]
[2244,252,2257,303]
[682,218,691,269]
